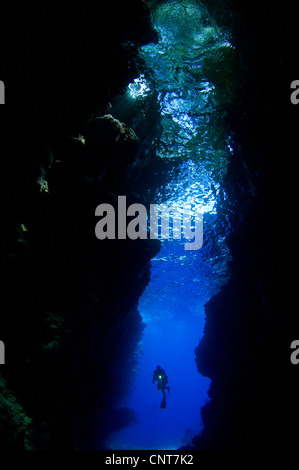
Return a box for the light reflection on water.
[106,0,233,450]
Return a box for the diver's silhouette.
[152,365,170,409]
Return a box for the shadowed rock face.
[0,1,160,450]
[191,0,299,450]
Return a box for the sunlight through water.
[106,0,234,450]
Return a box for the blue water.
[106,246,211,450]
[106,231,229,450]
[105,0,233,450]
[107,316,210,450]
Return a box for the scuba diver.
[152,365,170,409]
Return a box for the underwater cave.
[104,0,233,450]
[1,0,299,453]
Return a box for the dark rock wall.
[0,1,160,450]
[194,0,299,449]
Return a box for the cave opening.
[104,0,234,450]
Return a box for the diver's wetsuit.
[153,366,170,408]
[153,367,168,390]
